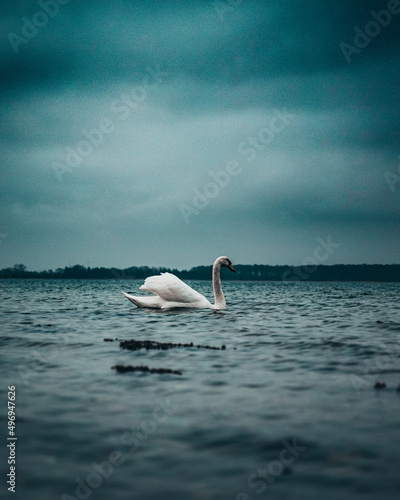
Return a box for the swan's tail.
[121,291,163,308]
[122,291,143,307]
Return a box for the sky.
[1,0,399,270]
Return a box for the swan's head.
[217,256,235,273]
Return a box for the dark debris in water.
[107,338,225,376]
[374,381,386,390]
[118,339,226,351]
[375,320,400,331]
[112,364,182,375]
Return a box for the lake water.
[1,279,400,500]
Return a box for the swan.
[122,256,235,310]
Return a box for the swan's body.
[122,256,235,310]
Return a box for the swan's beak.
[227,264,235,273]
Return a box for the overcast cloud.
[1,0,399,270]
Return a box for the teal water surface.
[1,279,400,500]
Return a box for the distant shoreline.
[1,264,400,282]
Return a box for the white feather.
[140,273,211,307]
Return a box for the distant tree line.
[1,263,400,282]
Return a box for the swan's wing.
[140,273,211,307]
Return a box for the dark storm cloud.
[2,0,399,88]
[1,0,400,269]
[3,0,399,138]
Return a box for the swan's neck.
[212,261,226,309]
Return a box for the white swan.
[122,256,235,310]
